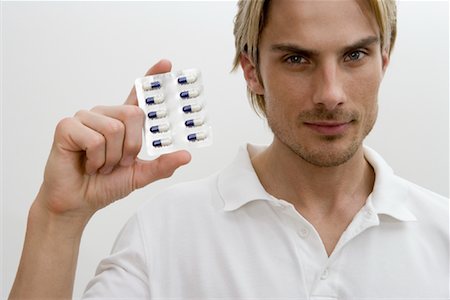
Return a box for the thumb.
[125,59,173,105]
[132,150,192,189]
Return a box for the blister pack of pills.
[135,68,212,157]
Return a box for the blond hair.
[232,0,397,117]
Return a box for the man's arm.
[8,59,191,300]
[9,197,89,299]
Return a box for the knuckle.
[159,167,175,179]
[87,134,105,150]
[104,120,124,136]
[104,155,121,168]
[90,105,105,113]
[123,138,141,155]
[55,117,74,134]
[88,158,104,170]
[122,105,144,120]
[74,109,89,119]
[55,117,72,129]
[155,161,175,179]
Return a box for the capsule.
[187,132,207,142]
[180,89,200,99]
[184,118,204,127]
[182,103,202,114]
[143,81,161,91]
[149,123,170,133]
[147,109,167,119]
[177,73,198,84]
[145,94,164,105]
[152,138,172,147]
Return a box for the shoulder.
[135,171,225,225]
[395,175,448,226]
[365,145,448,221]
[396,175,448,208]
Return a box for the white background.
[1,1,448,298]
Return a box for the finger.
[91,105,144,167]
[54,117,106,175]
[74,110,125,174]
[132,150,192,189]
[124,59,173,105]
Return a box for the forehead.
[262,0,380,49]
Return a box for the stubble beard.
[266,105,378,168]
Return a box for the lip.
[304,121,352,135]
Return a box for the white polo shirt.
[83,144,449,300]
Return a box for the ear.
[381,49,390,75]
[240,53,265,95]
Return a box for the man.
[9,0,449,299]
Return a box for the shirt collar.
[218,144,417,222]
[363,146,417,221]
[218,144,275,211]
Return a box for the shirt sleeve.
[82,214,150,299]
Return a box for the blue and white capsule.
[177,72,199,84]
[184,118,204,127]
[182,103,202,114]
[143,81,161,91]
[152,138,172,147]
[149,123,170,133]
[180,89,200,99]
[147,109,167,119]
[187,132,207,142]
[145,94,164,105]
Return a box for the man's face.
[247,0,389,167]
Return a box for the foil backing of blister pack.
[135,68,212,157]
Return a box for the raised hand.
[9,59,191,300]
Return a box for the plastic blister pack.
[135,68,212,157]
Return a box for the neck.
[251,138,375,214]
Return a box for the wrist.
[10,189,89,300]
[29,189,94,239]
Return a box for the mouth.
[303,121,353,135]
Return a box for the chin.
[289,138,362,168]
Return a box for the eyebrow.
[270,36,380,57]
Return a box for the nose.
[312,61,346,110]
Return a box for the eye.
[285,54,308,65]
[344,50,366,62]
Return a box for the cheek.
[263,71,311,116]
[345,70,382,117]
